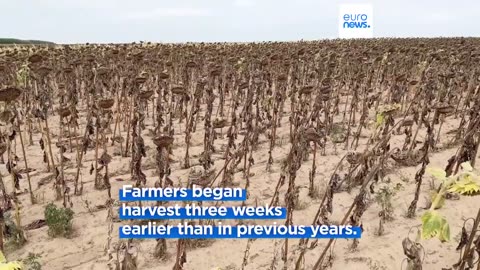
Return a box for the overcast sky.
[1,0,478,44]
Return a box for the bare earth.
[5,97,479,270]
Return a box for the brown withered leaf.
[99,152,112,166]
[24,219,47,230]
[456,226,469,251]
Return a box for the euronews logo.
[339,4,373,38]
[342,14,371,29]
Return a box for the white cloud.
[125,8,213,20]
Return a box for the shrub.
[44,203,74,237]
[4,212,27,248]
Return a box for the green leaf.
[439,221,450,242]
[375,112,385,128]
[0,261,24,269]
[0,250,6,263]
[0,250,25,269]
[426,167,447,181]
[421,210,450,242]
[448,176,480,195]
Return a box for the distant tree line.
[0,38,55,45]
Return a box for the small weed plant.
[44,203,74,237]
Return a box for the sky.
[1,0,478,44]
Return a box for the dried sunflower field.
[0,38,479,270]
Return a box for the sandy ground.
[4,96,479,270]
